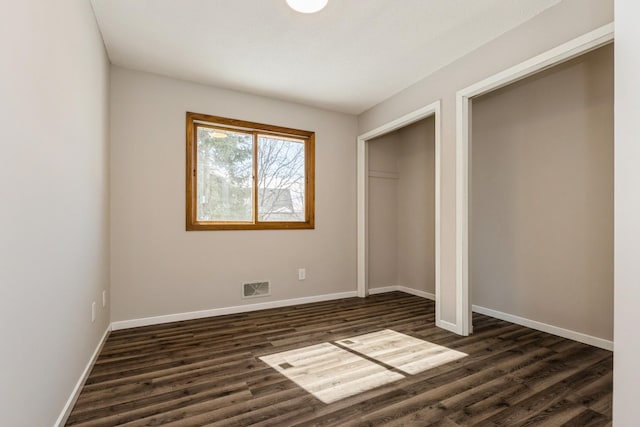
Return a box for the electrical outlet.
[91,302,96,323]
[298,268,306,281]
[102,290,107,307]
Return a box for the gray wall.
[397,119,436,294]
[368,133,400,288]
[613,0,640,422]
[470,45,613,340]
[358,0,613,328]
[368,118,436,295]
[0,1,111,425]
[110,67,358,322]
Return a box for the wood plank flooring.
[66,292,613,426]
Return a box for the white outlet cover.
[91,302,96,322]
[102,290,107,307]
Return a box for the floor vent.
[243,281,270,298]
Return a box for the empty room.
[2,0,640,426]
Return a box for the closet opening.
[466,43,613,349]
[356,101,444,327]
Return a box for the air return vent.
[243,281,270,299]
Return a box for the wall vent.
[243,281,270,298]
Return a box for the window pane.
[196,127,253,222]
[257,135,306,222]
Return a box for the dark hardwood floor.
[66,292,612,426]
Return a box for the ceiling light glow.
[286,0,328,14]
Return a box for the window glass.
[257,135,305,222]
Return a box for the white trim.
[357,100,443,328]
[397,286,435,301]
[368,286,399,295]
[472,305,613,351]
[461,24,615,100]
[368,285,435,301]
[358,102,440,142]
[111,291,358,330]
[455,91,471,336]
[434,101,442,330]
[55,325,111,427]
[437,319,459,334]
[455,23,614,336]
[357,128,368,298]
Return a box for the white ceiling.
[91,0,561,114]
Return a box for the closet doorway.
[356,102,444,327]
[456,24,614,348]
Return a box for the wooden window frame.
[186,112,315,231]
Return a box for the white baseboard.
[111,291,358,331]
[472,305,613,351]
[366,287,613,348]
[436,319,459,334]
[368,285,435,301]
[55,324,111,427]
[396,286,435,301]
[368,286,398,295]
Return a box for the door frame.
[455,23,615,336]
[356,100,444,327]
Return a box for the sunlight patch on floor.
[335,329,468,375]
[259,342,404,404]
[260,330,468,404]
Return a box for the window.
[186,112,315,230]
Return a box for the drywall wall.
[470,45,613,340]
[368,133,400,288]
[0,1,110,426]
[397,119,435,294]
[358,0,613,329]
[110,67,358,322]
[614,0,640,423]
[367,118,435,294]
